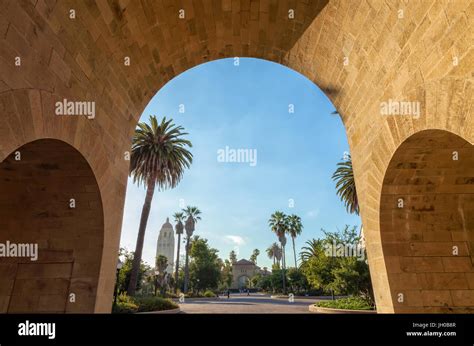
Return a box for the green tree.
[117,248,150,294]
[189,237,221,293]
[127,116,193,295]
[287,267,309,294]
[300,226,373,304]
[219,259,233,290]
[287,214,303,268]
[250,249,260,265]
[155,254,168,296]
[229,250,237,264]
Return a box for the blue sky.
[119,58,360,269]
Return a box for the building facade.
[231,259,270,289]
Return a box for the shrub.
[315,296,373,310]
[113,294,139,314]
[113,301,139,314]
[112,294,178,313]
[133,296,178,312]
[203,290,216,298]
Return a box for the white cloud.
[224,235,246,246]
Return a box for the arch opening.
[380,129,474,313]
[0,139,104,313]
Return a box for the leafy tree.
[155,255,169,296]
[219,259,233,289]
[287,267,309,294]
[117,248,151,294]
[127,116,193,295]
[189,237,221,293]
[229,250,237,264]
[299,225,373,304]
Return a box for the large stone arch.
[0,138,104,312]
[0,0,472,312]
[380,129,474,313]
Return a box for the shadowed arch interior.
[380,130,474,313]
[0,139,104,313]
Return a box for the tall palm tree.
[287,214,303,268]
[332,154,359,215]
[173,212,185,292]
[182,206,202,222]
[182,206,201,293]
[266,245,276,265]
[273,243,282,267]
[127,116,193,296]
[269,211,288,294]
[250,249,260,265]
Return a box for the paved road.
[178,293,321,313]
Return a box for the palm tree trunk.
[281,244,286,294]
[292,236,297,268]
[174,233,181,293]
[127,182,156,296]
[183,236,191,293]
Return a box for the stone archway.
[380,130,474,313]
[238,275,251,289]
[0,139,104,313]
[0,0,472,312]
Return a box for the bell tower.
[156,217,175,274]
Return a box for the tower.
[155,217,175,274]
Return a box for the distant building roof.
[160,217,173,230]
[234,259,255,266]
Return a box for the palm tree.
[127,116,193,296]
[273,243,282,267]
[266,245,276,265]
[250,249,260,265]
[173,212,185,292]
[287,214,303,268]
[269,211,288,294]
[332,154,365,252]
[182,206,202,222]
[182,206,201,293]
[300,239,322,263]
[332,154,359,215]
